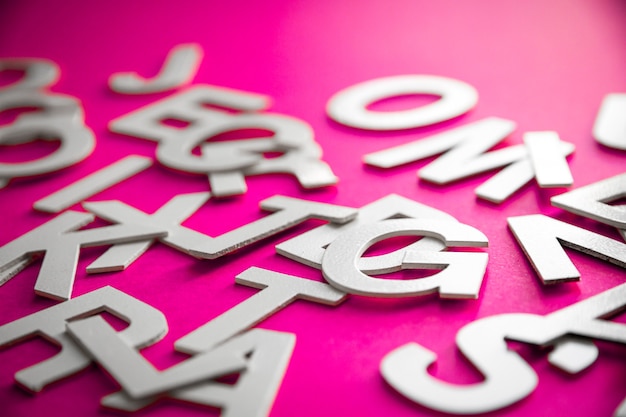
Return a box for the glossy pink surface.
[1,1,625,416]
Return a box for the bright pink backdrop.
[1,1,625,416]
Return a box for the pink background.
[1,1,625,416]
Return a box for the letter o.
[327,75,478,130]
[0,59,60,92]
